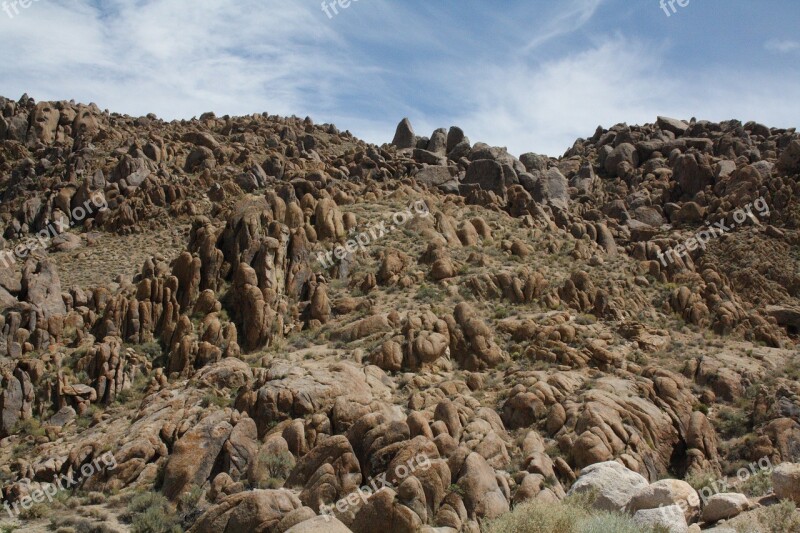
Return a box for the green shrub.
[268,452,294,478]
[714,407,750,439]
[200,392,229,409]
[126,492,181,533]
[483,498,580,533]
[139,342,164,360]
[178,484,203,512]
[578,512,659,533]
[134,342,168,369]
[757,500,800,532]
[85,491,107,505]
[482,492,661,533]
[13,418,46,438]
[740,469,772,497]
[127,492,167,516]
[18,502,49,519]
[685,470,718,492]
[448,483,465,497]
[415,284,439,302]
[115,373,149,406]
[132,506,182,533]
[253,451,294,488]
[49,515,120,533]
[75,404,102,430]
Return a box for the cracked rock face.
[0,103,798,532]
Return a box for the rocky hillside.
[0,94,798,532]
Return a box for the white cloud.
[765,39,800,54]
[437,36,800,156]
[447,37,672,156]
[523,0,605,52]
[0,0,369,119]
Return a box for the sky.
[1,0,799,156]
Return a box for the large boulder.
[657,116,689,136]
[232,262,277,351]
[463,159,508,201]
[414,166,454,189]
[533,168,570,211]
[188,489,302,533]
[350,487,422,533]
[446,126,468,155]
[455,452,509,519]
[765,305,800,334]
[604,143,639,177]
[632,504,688,533]
[570,162,598,195]
[413,148,447,166]
[673,152,715,197]
[700,493,751,523]
[520,152,548,172]
[445,302,504,370]
[427,128,447,155]
[285,435,362,512]
[185,146,216,172]
[627,479,700,523]
[21,258,66,318]
[773,462,800,504]
[5,114,29,142]
[0,368,34,438]
[566,461,649,512]
[162,411,234,500]
[27,101,60,146]
[196,358,253,390]
[778,139,800,175]
[315,198,345,241]
[235,361,387,437]
[391,118,416,149]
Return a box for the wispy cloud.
[445,35,800,156]
[0,0,368,119]
[522,0,605,52]
[451,37,674,155]
[765,39,800,54]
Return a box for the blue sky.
[2,0,799,155]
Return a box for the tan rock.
[627,479,700,523]
[455,452,509,519]
[162,410,234,500]
[773,462,800,504]
[188,489,302,533]
[567,461,648,512]
[286,515,352,532]
[700,493,750,523]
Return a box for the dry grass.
[730,500,800,533]
[482,494,667,533]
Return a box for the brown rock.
[188,489,302,533]
[162,411,234,500]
